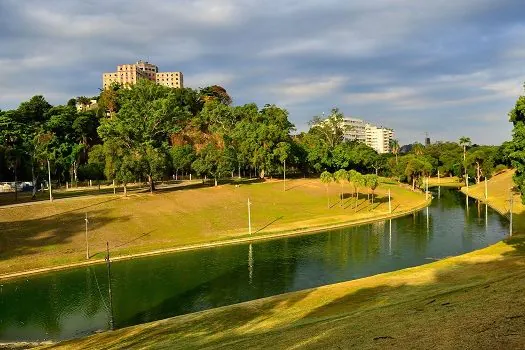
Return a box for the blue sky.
[1,0,524,145]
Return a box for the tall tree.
[390,139,400,164]
[509,84,525,202]
[308,108,350,149]
[320,171,333,208]
[334,169,348,207]
[459,136,471,162]
[98,79,190,192]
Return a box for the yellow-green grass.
[45,170,525,350]
[0,178,426,277]
[427,176,462,187]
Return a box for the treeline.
[0,79,512,198]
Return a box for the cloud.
[0,0,524,145]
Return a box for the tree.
[274,142,291,191]
[364,174,379,204]
[0,113,25,201]
[334,169,348,207]
[170,144,195,180]
[308,108,350,149]
[404,156,432,190]
[509,84,525,202]
[351,171,364,211]
[320,171,333,208]
[459,136,472,162]
[466,147,496,183]
[412,142,424,156]
[200,85,232,106]
[98,79,190,192]
[390,139,400,164]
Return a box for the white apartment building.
[342,118,367,143]
[343,117,393,154]
[365,124,393,154]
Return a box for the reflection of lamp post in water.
[426,206,429,236]
[248,244,253,284]
[105,242,114,330]
[388,219,392,256]
[247,198,252,235]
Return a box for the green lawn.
[0,178,426,277]
[44,170,525,350]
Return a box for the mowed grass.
[46,170,525,350]
[427,175,462,187]
[0,178,425,276]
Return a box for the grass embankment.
[47,170,525,350]
[0,178,426,277]
[427,176,462,187]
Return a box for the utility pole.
[283,159,286,192]
[388,188,392,214]
[47,159,53,202]
[248,198,252,235]
[85,213,89,260]
[484,178,488,200]
[509,190,513,237]
[106,242,114,330]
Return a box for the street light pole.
[85,213,89,260]
[47,159,53,202]
[283,159,286,192]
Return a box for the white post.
[484,178,488,200]
[388,188,392,214]
[113,179,116,194]
[85,213,89,260]
[66,181,68,190]
[283,159,286,192]
[89,180,92,187]
[437,170,440,184]
[47,159,53,202]
[466,174,469,194]
[509,190,513,237]
[190,173,192,181]
[248,198,252,235]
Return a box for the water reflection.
[0,189,509,342]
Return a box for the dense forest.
[0,79,513,197]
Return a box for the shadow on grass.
[254,216,284,234]
[0,209,131,263]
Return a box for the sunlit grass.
[0,178,426,276]
[44,170,525,349]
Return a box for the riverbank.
[45,170,525,349]
[0,178,427,279]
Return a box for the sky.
[1,0,524,145]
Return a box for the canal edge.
[0,197,432,282]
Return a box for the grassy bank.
[0,178,426,277]
[47,170,525,349]
[427,176,462,187]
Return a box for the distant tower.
[425,132,430,146]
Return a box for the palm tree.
[412,142,424,156]
[390,139,400,164]
[458,136,471,162]
[459,136,471,184]
[334,169,348,207]
[365,174,379,204]
[320,171,333,208]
